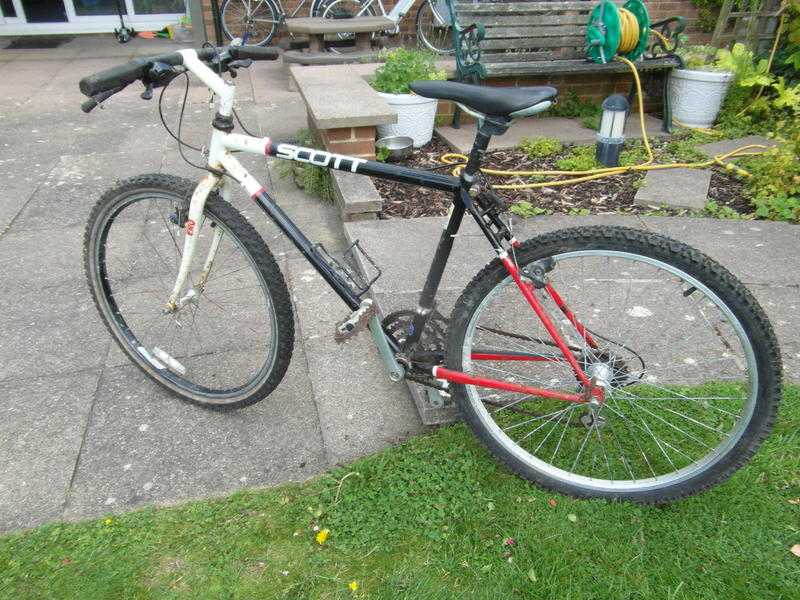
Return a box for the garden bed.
[372,137,750,220]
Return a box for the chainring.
[382,309,448,354]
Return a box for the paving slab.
[288,258,424,464]
[436,114,667,153]
[634,167,711,210]
[0,371,100,532]
[63,359,327,522]
[698,135,778,161]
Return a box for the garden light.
[596,93,629,167]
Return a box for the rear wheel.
[416,0,454,54]
[445,226,781,503]
[319,0,378,52]
[220,0,281,46]
[84,174,294,409]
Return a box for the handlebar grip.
[229,46,281,61]
[78,52,184,97]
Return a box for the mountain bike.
[220,0,453,52]
[78,44,782,504]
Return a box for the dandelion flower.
[315,528,330,545]
[103,518,113,526]
[349,581,359,592]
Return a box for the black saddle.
[409,81,557,119]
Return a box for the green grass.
[1,386,798,599]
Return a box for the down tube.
[250,186,362,311]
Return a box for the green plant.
[664,132,712,162]
[704,199,748,220]
[277,129,335,202]
[675,44,724,71]
[518,137,563,159]
[555,145,599,171]
[742,142,800,222]
[509,201,551,217]
[549,90,602,130]
[689,0,725,32]
[376,146,391,162]
[619,141,648,167]
[371,48,446,95]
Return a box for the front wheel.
[84,174,294,409]
[416,0,454,54]
[445,226,781,503]
[220,0,281,46]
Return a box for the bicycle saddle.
[409,81,557,119]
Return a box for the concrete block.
[698,135,777,162]
[331,170,382,221]
[290,65,396,129]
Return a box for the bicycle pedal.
[334,299,375,344]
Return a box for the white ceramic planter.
[668,68,734,129]
[376,91,438,147]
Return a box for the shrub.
[372,48,446,95]
[742,142,800,223]
[518,137,563,159]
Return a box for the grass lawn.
[1,385,798,599]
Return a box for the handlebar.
[78,45,280,101]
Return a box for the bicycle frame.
[171,50,602,407]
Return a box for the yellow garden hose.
[618,8,641,54]
[438,57,767,191]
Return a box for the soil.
[372,137,750,220]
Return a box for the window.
[132,0,184,14]
[73,0,127,16]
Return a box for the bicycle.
[78,44,782,504]
[220,0,453,53]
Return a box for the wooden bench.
[283,16,395,65]
[446,0,686,131]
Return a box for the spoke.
[503,406,572,433]
[517,405,576,444]
[550,408,573,463]
[570,423,594,473]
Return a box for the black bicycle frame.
[256,135,506,350]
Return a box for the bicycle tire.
[220,0,281,47]
[416,0,454,54]
[445,225,781,503]
[84,174,294,410]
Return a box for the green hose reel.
[586,0,650,64]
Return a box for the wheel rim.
[460,250,758,493]
[417,0,453,54]
[321,0,376,48]
[91,191,280,403]
[222,0,279,45]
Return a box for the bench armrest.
[648,16,687,58]
[443,0,487,80]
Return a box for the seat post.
[461,116,510,189]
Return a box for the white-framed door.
[0,0,185,34]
